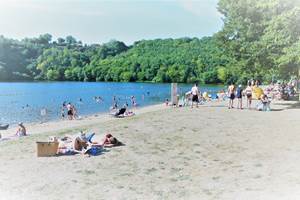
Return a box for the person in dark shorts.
[67,102,73,120]
[245,82,253,109]
[236,85,243,109]
[191,83,200,108]
[192,94,198,102]
[228,83,235,109]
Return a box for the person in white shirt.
[191,83,200,108]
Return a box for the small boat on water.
[0,124,9,130]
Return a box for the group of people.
[172,81,273,112]
[185,83,227,108]
[111,95,138,110]
[265,80,297,101]
[227,80,273,111]
[57,131,123,156]
[61,102,78,120]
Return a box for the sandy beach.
[1,99,300,200]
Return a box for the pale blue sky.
[0,0,223,45]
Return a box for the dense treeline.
[0,0,299,84]
[217,0,300,83]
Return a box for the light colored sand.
[1,100,300,200]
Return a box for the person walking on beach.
[228,83,235,109]
[191,83,200,108]
[236,85,243,109]
[245,82,253,109]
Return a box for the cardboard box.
[36,142,59,157]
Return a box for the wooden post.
[298,67,300,101]
[171,83,178,106]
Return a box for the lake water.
[0,82,225,125]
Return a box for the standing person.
[60,104,65,119]
[191,83,200,108]
[40,107,48,123]
[112,96,118,110]
[228,83,235,109]
[131,96,137,108]
[236,85,243,109]
[72,104,78,120]
[165,98,169,106]
[67,102,73,120]
[245,82,253,109]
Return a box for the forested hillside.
[0,0,299,84]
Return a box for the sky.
[0,0,223,45]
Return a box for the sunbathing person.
[110,105,127,117]
[101,133,123,147]
[58,132,96,154]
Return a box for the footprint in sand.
[145,167,158,175]
[255,163,263,167]
[254,175,262,179]
[212,176,221,181]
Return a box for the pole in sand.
[171,83,178,106]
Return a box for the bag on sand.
[84,146,102,156]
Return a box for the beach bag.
[85,146,102,156]
[36,141,59,157]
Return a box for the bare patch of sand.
[1,100,300,200]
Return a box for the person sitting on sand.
[72,131,98,151]
[111,104,128,117]
[216,90,226,101]
[202,91,211,102]
[58,131,96,154]
[16,122,26,137]
[260,94,270,111]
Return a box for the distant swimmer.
[98,96,103,102]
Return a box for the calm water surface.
[0,82,225,125]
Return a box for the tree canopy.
[0,0,299,84]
